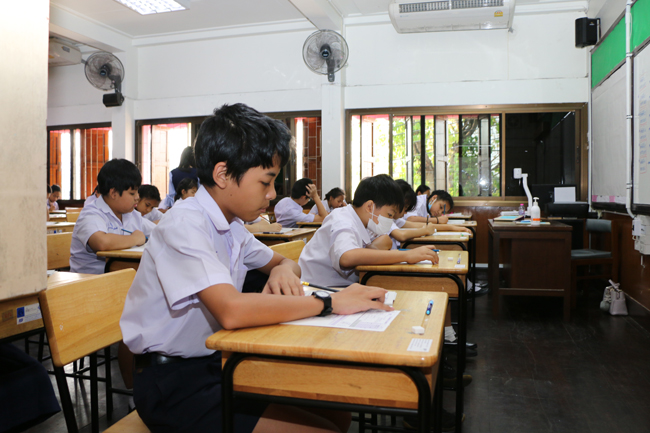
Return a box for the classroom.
[2,0,650,432]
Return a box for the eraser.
[448,256,453,261]
[385,291,397,306]
[412,326,425,335]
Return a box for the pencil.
[421,300,434,328]
[301,281,339,292]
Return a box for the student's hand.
[436,215,449,224]
[403,246,439,264]
[306,184,321,202]
[425,223,437,235]
[368,235,392,250]
[453,227,471,234]
[269,223,282,232]
[331,283,393,315]
[262,265,304,296]
[131,230,147,246]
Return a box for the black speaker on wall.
[575,17,600,48]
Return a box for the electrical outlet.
[633,217,648,237]
[513,168,522,179]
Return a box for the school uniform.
[308,201,331,215]
[120,186,273,433]
[46,198,59,211]
[404,194,427,219]
[299,205,371,287]
[160,168,199,209]
[84,194,98,207]
[143,208,164,222]
[366,222,402,250]
[274,197,314,228]
[69,196,156,274]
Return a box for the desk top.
[96,246,144,259]
[406,232,473,242]
[46,222,75,228]
[49,214,67,220]
[444,213,472,220]
[206,290,448,367]
[48,272,95,289]
[296,221,322,228]
[356,251,469,275]
[446,220,477,227]
[489,219,572,232]
[253,228,316,240]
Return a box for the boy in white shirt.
[274,178,328,227]
[70,159,156,274]
[299,174,440,287]
[46,184,61,211]
[120,103,390,433]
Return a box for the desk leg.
[489,230,500,319]
[433,360,443,433]
[456,276,466,433]
[222,353,240,433]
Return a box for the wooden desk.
[445,213,472,220]
[97,248,143,273]
[296,221,322,228]
[356,251,468,432]
[49,213,67,221]
[253,228,316,246]
[488,220,573,321]
[0,272,93,343]
[46,221,75,234]
[206,290,448,433]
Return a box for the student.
[160,147,199,210]
[299,174,439,288]
[415,184,431,196]
[46,185,51,221]
[406,189,453,225]
[274,178,328,228]
[84,186,101,207]
[120,103,390,433]
[245,215,282,233]
[47,185,61,211]
[309,187,346,214]
[70,159,156,274]
[173,177,198,202]
[136,185,163,223]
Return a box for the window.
[348,105,586,199]
[47,124,112,199]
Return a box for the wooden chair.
[66,211,80,222]
[269,240,305,263]
[266,211,276,223]
[570,219,620,307]
[39,269,149,433]
[47,232,72,270]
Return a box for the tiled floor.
[20,276,650,433]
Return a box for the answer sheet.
[281,309,400,332]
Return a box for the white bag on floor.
[603,280,628,316]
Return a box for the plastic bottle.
[530,197,541,226]
[518,203,525,216]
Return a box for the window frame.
[346,103,588,202]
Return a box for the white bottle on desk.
[530,197,541,226]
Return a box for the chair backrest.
[39,269,136,367]
[586,219,611,233]
[66,212,80,222]
[269,240,305,263]
[47,232,73,270]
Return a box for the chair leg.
[54,365,79,433]
[570,264,578,309]
[37,331,45,362]
[90,353,99,433]
[105,346,113,416]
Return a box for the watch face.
[314,290,330,299]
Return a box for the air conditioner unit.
[388,0,515,33]
[48,39,82,67]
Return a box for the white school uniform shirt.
[143,208,164,222]
[274,197,315,228]
[309,201,331,215]
[69,196,156,274]
[366,222,402,250]
[84,194,98,207]
[120,186,274,358]
[47,199,59,211]
[299,205,371,287]
[404,194,427,219]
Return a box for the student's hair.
[194,103,292,187]
[324,187,345,201]
[178,147,195,170]
[352,174,404,210]
[96,159,142,196]
[51,184,61,193]
[291,178,313,199]
[395,179,417,213]
[415,184,431,195]
[174,178,198,201]
[47,185,52,194]
[429,189,454,210]
[138,185,161,202]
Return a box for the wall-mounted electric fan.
[302,30,349,82]
[84,52,125,107]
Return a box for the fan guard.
[302,30,349,82]
[84,52,125,92]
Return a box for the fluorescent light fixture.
[113,0,190,15]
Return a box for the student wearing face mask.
[299,174,439,288]
[405,189,454,225]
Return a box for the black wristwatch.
[312,291,333,317]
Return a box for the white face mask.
[367,205,393,236]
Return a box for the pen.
[421,300,434,328]
[262,232,282,234]
[443,204,446,215]
[457,253,462,264]
[301,281,340,292]
[122,228,148,241]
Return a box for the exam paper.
[282,309,400,332]
[433,231,468,236]
[122,245,146,252]
[280,228,295,233]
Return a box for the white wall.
[47,8,590,191]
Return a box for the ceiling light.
[113,0,190,15]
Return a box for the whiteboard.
[591,65,628,205]
[634,43,650,206]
